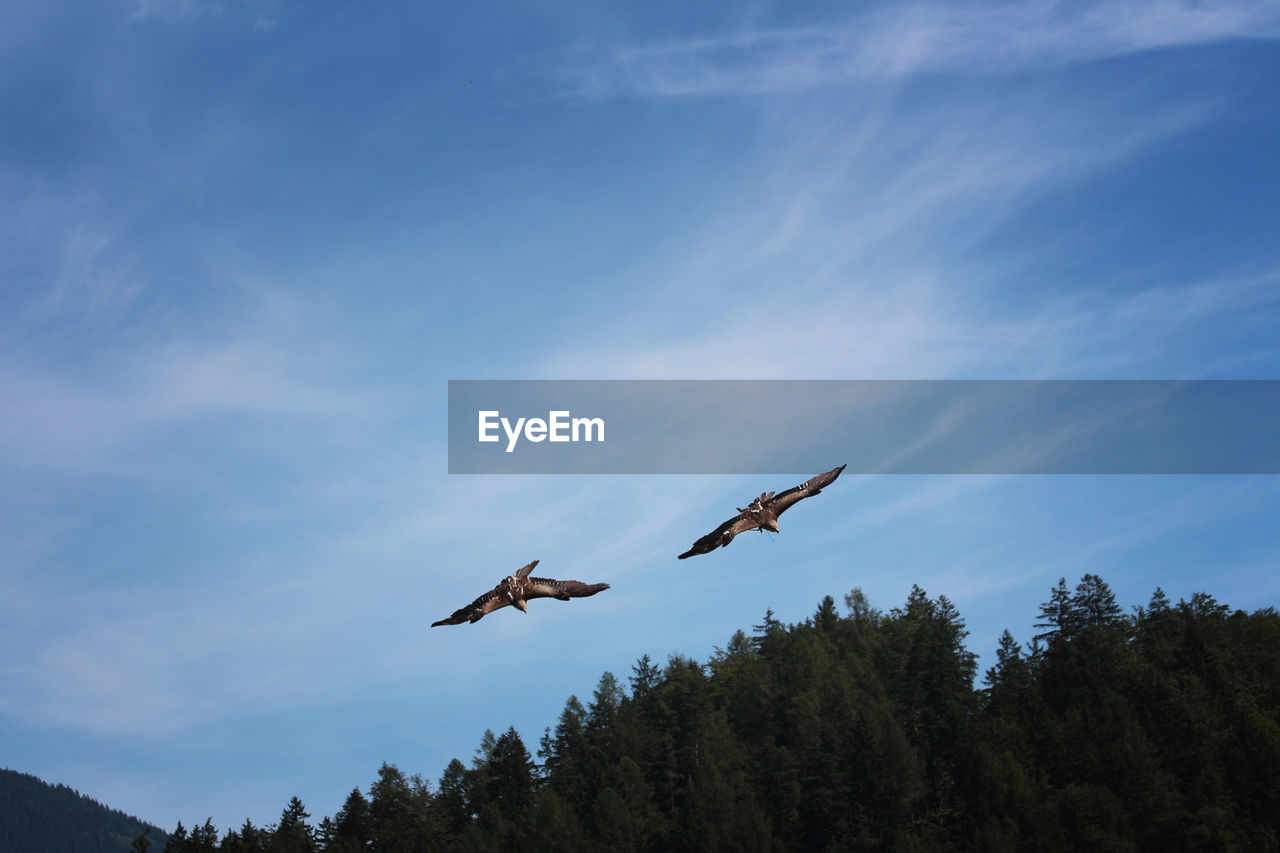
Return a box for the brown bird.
[678,464,847,559]
[431,560,610,627]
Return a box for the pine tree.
[435,758,472,838]
[629,654,661,702]
[368,763,435,852]
[539,695,588,806]
[164,821,188,853]
[486,727,536,816]
[271,797,315,853]
[327,788,371,852]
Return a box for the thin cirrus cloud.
[4,574,377,736]
[130,0,278,27]
[24,225,146,327]
[0,338,364,478]
[564,1,1280,99]
[536,266,1280,383]
[536,77,1233,380]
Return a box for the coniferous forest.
[0,768,166,853]
[161,575,1280,852]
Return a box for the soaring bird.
[678,464,847,559]
[431,560,610,627]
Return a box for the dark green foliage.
[271,797,316,853]
[0,767,167,853]
[366,763,438,852]
[162,576,1280,852]
[221,819,266,852]
[325,789,370,852]
[132,827,154,853]
[484,727,536,824]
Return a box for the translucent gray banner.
[447,380,1280,474]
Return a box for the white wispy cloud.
[565,1,1280,99]
[536,121,1251,382]
[0,337,363,477]
[131,0,278,28]
[538,261,1280,383]
[541,30,1274,385]
[955,266,1280,378]
[30,225,146,326]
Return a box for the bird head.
[764,519,781,533]
[514,598,528,613]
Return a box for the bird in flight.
[678,464,847,559]
[431,560,610,626]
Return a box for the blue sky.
[2,0,1279,834]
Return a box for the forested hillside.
[0,768,165,853]
[163,575,1280,852]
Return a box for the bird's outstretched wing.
[524,577,611,601]
[431,588,510,627]
[766,464,847,516]
[678,513,761,559]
